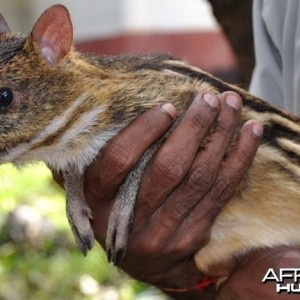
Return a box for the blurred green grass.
[0,163,167,300]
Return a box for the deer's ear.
[0,13,11,36]
[32,5,73,66]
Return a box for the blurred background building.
[0,0,243,83]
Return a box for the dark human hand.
[83,91,262,299]
[218,246,300,300]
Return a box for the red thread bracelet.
[161,276,215,292]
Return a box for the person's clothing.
[250,0,300,116]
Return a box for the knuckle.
[129,227,162,255]
[214,120,233,135]
[187,111,207,131]
[172,200,192,220]
[215,110,240,134]
[184,164,216,193]
[141,234,163,255]
[167,227,208,256]
[213,176,235,203]
[169,241,191,257]
[151,152,184,186]
[103,142,135,174]
[235,145,254,166]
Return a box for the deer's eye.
[0,88,14,111]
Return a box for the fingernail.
[203,93,219,108]
[226,94,242,110]
[252,123,263,138]
[161,103,177,120]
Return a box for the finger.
[143,92,242,237]
[186,119,263,238]
[205,119,263,218]
[171,92,242,198]
[134,93,220,222]
[84,103,176,203]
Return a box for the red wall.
[76,30,238,82]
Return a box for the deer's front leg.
[63,167,94,256]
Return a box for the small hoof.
[68,206,94,256]
[106,211,133,265]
